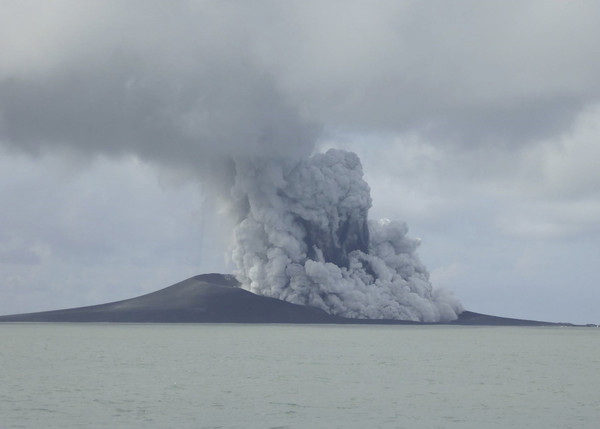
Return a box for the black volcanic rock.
[0,274,340,324]
[451,311,578,326]
[0,273,585,326]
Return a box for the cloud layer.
[1,1,600,323]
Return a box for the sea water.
[1,323,599,429]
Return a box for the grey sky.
[1,1,599,323]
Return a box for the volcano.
[0,274,582,326]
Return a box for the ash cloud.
[0,49,459,320]
[232,150,461,320]
[6,2,599,321]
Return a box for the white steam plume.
[231,149,462,322]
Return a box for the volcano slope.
[0,274,582,326]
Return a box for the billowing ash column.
[231,149,462,322]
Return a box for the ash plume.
[231,150,461,321]
[0,2,463,322]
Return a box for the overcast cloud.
[1,1,599,323]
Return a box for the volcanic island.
[0,273,587,326]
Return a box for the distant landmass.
[0,274,590,326]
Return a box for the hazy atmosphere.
[1,1,599,324]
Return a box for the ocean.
[1,323,598,428]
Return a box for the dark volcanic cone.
[0,274,584,326]
[0,274,339,323]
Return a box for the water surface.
[1,324,598,428]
